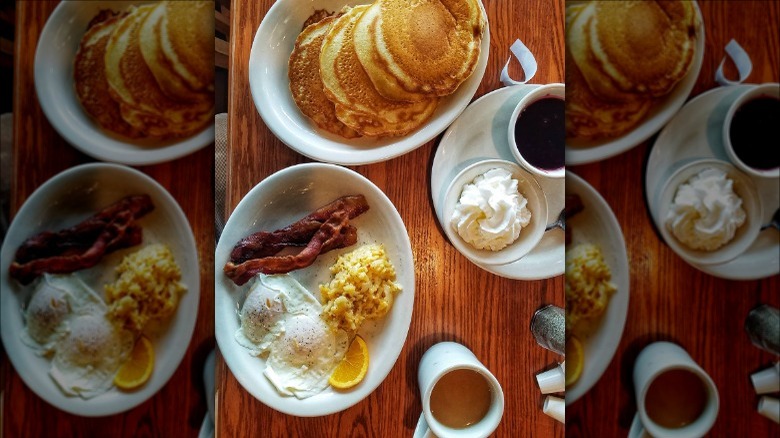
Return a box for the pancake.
[139,2,214,103]
[353,2,429,102]
[320,5,438,137]
[289,16,360,139]
[591,0,697,97]
[105,5,212,137]
[74,13,141,138]
[157,1,214,95]
[565,48,652,143]
[567,3,639,103]
[368,0,485,98]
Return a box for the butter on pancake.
[591,1,697,97]
[74,12,141,139]
[320,5,438,137]
[139,1,214,103]
[104,5,212,138]
[289,16,360,139]
[363,0,486,99]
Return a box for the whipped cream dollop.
[665,167,746,251]
[451,168,531,251]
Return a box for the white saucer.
[646,85,780,280]
[431,85,565,280]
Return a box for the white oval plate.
[35,1,214,165]
[565,171,630,404]
[646,85,780,280]
[565,1,705,165]
[215,163,415,416]
[248,0,490,165]
[0,163,200,416]
[431,85,565,280]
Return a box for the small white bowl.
[508,83,565,179]
[443,159,548,266]
[722,82,780,178]
[658,159,762,266]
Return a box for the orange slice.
[329,335,369,389]
[565,336,584,387]
[114,336,154,390]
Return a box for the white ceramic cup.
[508,83,565,179]
[633,342,719,438]
[416,342,504,438]
[722,82,780,178]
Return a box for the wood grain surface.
[219,0,565,437]
[1,1,215,436]
[566,1,780,437]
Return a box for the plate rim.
[214,162,416,416]
[564,171,631,403]
[0,162,201,417]
[247,0,490,165]
[33,0,214,166]
[564,0,705,165]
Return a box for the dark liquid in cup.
[645,369,708,429]
[514,97,565,171]
[729,96,780,170]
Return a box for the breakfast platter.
[565,172,630,403]
[646,85,780,280]
[34,1,215,165]
[0,163,200,417]
[247,0,490,165]
[431,85,565,280]
[564,0,705,166]
[215,163,415,416]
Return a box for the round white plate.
[431,85,565,280]
[646,85,780,280]
[564,1,705,165]
[0,163,200,416]
[215,163,415,416]
[248,0,490,165]
[565,171,630,404]
[34,1,214,165]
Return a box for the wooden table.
[218,0,565,436]
[1,2,215,436]
[567,2,780,437]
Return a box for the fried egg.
[21,274,134,399]
[235,274,349,399]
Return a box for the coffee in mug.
[430,368,492,429]
[644,369,708,429]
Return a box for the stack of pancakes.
[289,0,486,138]
[566,1,698,143]
[75,2,214,140]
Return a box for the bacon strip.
[9,195,154,285]
[225,210,356,285]
[229,195,369,263]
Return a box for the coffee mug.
[722,82,780,178]
[508,83,565,179]
[632,342,719,438]
[415,342,504,438]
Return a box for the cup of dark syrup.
[508,83,565,179]
[723,82,780,178]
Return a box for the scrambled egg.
[320,244,401,332]
[565,243,616,332]
[105,244,186,333]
